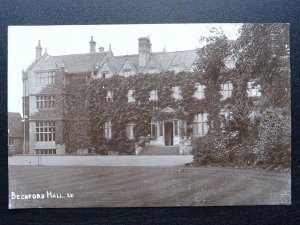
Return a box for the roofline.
[51,49,197,59]
[52,51,111,58]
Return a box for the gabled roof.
[8,112,23,138]
[25,47,197,75]
[26,51,113,74]
[150,49,197,71]
[108,54,139,74]
[143,55,163,73]
[53,51,112,73]
[119,58,138,73]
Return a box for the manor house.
[22,37,260,155]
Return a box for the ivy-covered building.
[22,36,262,155]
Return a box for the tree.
[192,28,233,166]
[234,24,290,109]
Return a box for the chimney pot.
[36,40,42,59]
[89,36,96,54]
[138,37,151,67]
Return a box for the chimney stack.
[138,37,151,67]
[89,36,96,54]
[36,40,42,59]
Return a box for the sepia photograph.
[8,23,291,208]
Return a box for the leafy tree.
[192,28,233,165]
[234,24,290,109]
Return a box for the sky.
[8,23,241,115]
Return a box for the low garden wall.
[8,155,193,167]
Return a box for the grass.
[9,165,290,208]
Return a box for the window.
[106,91,113,102]
[159,122,164,136]
[104,121,112,139]
[36,95,55,109]
[36,122,55,142]
[36,71,55,86]
[36,149,56,154]
[169,65,181,73]
[128,90,135,103]
[147,67,158,74]
[102,72,109,79]
[150,119,157,138]
[220,82,233,100]
[126,123,135,140]
[122,69,133,77]
[172,86,182,100]
[174,120,179,136]
[149,90,158,101]
[247,81,261,97]
[193,113,209,137]
[194,84,205,100]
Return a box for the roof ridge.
[113,54,139,58]
[52,51,109,58]
[152,49,196,54]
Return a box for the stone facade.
[22,37,198,154]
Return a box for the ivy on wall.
[86,71,236,153]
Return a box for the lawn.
[9,166,290,208]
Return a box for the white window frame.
[193,113,209,137]
[194,84,205,100]
[147,67,157,74]
[126,123,135,140]
[104,121,112,139]
[149,90,158,101]
[128,89,135,103]
[172,86,182,100]
[36,95,55,109]
[174,120,179,136]
[150,119,157,138]
[247,81,261,97]
[36,122,55,142]
[122,69,133,77]
[106,91,113,102]
[36,71,55,86]
[220,82,233,100]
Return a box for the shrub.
[192,132,228,167]
[255,108,291,171]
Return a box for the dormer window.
[106,91,113,102]
[247,81,261,97]
[122,69,133,77]
[194,84,205,100]
[102,72,109,79]
[169,65,183,73]
[147,67,158,74]
[220,82,233,100]
[128,90,135,103]
[172,86,182,100]
[149,90,158,101]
